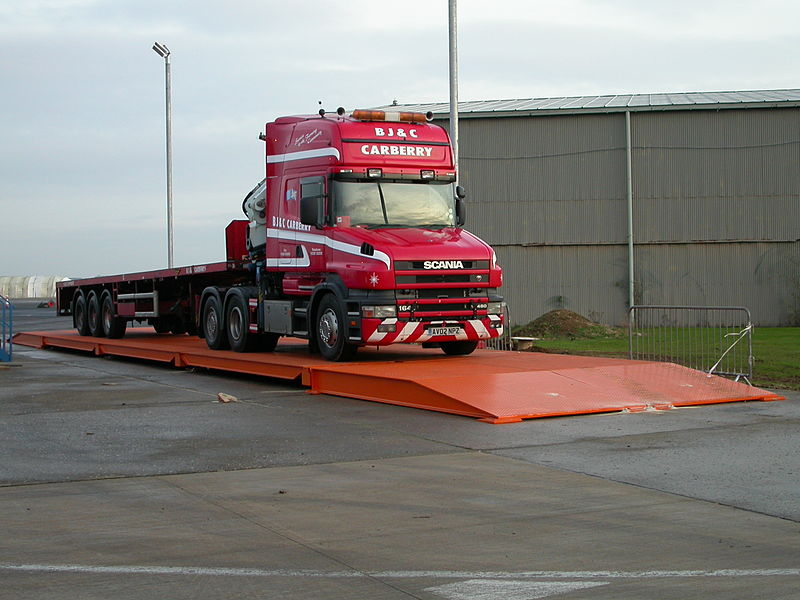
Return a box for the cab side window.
[300,176,326,227]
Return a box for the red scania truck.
[56,108,504,361]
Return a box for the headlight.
[487,302,504,315]
[362,305,397,319]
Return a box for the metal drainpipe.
[448,0,459,180]
[626,110,634,312]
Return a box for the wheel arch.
[307,277,349,338]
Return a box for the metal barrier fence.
[628,305,753,382]
[1,294,12,362]
[484,304,513,351]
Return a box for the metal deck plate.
[13,329,783,423]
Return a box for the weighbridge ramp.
[13,329,783,424]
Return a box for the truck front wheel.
[315,294,357,362]
[440,340,479,356]
[203,295,229,350]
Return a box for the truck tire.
[87,291,104,337]
[73,292,90,336]
[101,292,127,339]
[440,340,478,356]
[315,294,357,362]
[226,293,257,352]
[203,295,229,350]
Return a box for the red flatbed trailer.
[57,225,251,339]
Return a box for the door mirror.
[455,185,467,199]
[455,196,466,227]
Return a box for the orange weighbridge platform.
[13,329,783,424]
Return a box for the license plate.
[426,326,461,336]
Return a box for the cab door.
[296,175,327,272]
[277,177,299,267]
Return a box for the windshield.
[332,180,456,228]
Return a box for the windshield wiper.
[366,223,415,229]
[377,182,389,225]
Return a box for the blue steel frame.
[0,294,12,362]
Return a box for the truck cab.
[238,108,504,360]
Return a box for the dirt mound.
[512,309,620,339]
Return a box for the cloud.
[1,0,799,276]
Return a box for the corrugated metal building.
[385,90,800,326]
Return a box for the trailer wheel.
[202,295,229,350]
[440,340,479,356]
[226,293,257,352]
[73,293,90,336]
[315,294,357,362]
[101,292,127,339]
[87,291,104,337]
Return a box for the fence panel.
[628,305,753,382]
[1,294,12,362]
[484,304,513,351]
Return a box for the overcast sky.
[2,0,799,277]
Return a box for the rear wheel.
[440,340,478,356]
[101,292,127,339]
[87,291,104,337]
[203,295,229,350]
[73,293,90,336]
[315,294,357,362]
[226,293,257,352]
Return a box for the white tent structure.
[0,276,70,299]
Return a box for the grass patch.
[523,326,799,391]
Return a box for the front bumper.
[362,315,504,345]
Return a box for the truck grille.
[394,259,491,317]
[396,273,486,285]
[394,260,489,271]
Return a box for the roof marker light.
[352,109,431,123]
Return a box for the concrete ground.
[2,300,798,599]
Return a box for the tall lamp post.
[448,0,459,179]
[152,41,174,269]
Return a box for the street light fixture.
[152,42,174,268]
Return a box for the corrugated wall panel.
[632,108,800,243]
[458,114,628,245]
[497,241,799,327]
[635,242,799,326]
[496,245,630,327]
[455,107,800,326]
